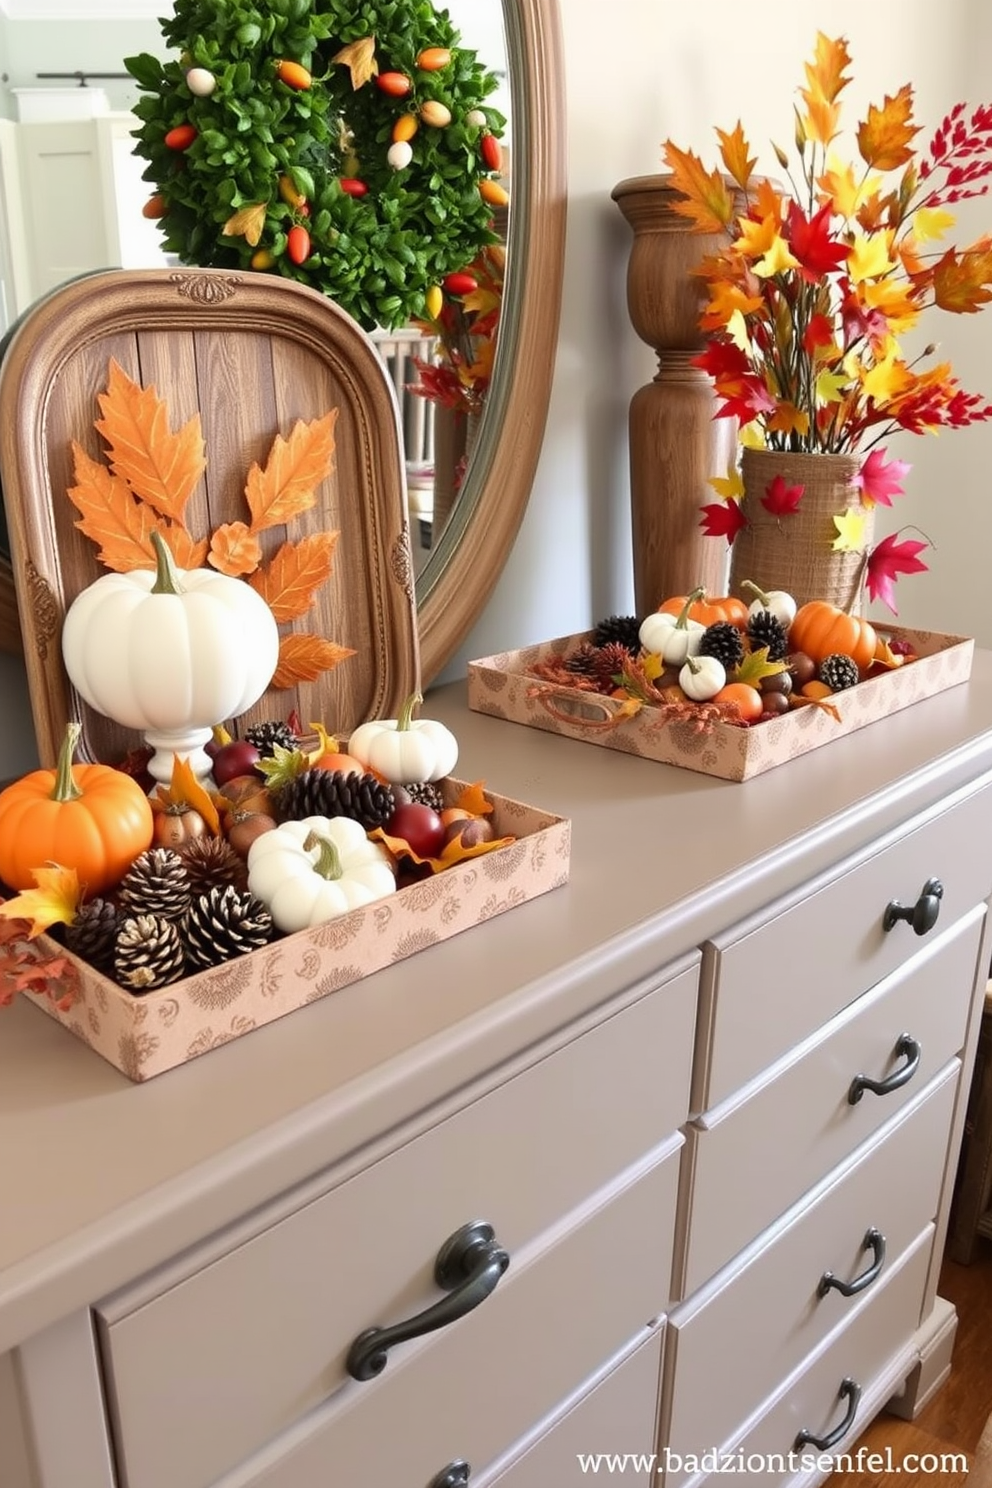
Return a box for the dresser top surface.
[3,655,992,1347]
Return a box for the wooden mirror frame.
[416,0,566,682]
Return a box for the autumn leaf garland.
[67,361,355,688]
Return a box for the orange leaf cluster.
[0,915,80,1011]
[69,363,351,688]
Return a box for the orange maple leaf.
[67,442,160,571]
[661,142,735,233]
[857,86,919,172]
[209,521,263,577]
[716,123,756,192]
[271,634,357,689]
[932,243,992,313]
[160,524,209,571]
[95,360,206,522]
[248,532,340,622]
[244,412,338,533]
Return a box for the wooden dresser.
[3,660,992,1488]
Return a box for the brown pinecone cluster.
[65,846,274,994]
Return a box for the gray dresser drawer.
[221,1140,680,1488]
[695,779,992,1111]
[663,1063,957,1472]
[677,907,982,1295]
[481,1326,664,1488]
[97,965,697,1488]
[682,1224,934,1488]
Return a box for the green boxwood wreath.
[125,0,507,330]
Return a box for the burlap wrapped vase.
[728,448,872,613]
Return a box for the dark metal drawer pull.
[794,1377,862,1452]
[817,1228,886,1298]
[882,877,943,935]
[848,1032,921,1105]
[427,1463,471,1488]
[346,1220,510,1382]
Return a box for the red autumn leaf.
[865,532,929,614]
[803,313,835,354]
[785,200,849,277]
[699,501,748,544]
[760,474,805,515]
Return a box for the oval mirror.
[0,0,565,685]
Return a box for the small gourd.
[60,531,280,784]
[678,653,726,702]
[638,588,705,666]
[347,694,458,784]
[246,816,396,933]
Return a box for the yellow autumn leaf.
[859,348,913,405]
[222,202,268,247]
[708,463,744,502]
[0,865,83,939]
[332,36,378,90]
[752,234,801,278]
[832,509,869,551]
[913,206,955,242]
[847,231,898,283]
[861,278,921,333]
[815,368,850,405]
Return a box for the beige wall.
[446,0,992,676]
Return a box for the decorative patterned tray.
[468,627,976,783]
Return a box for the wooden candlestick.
[612,174,737,613]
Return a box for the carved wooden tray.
[0,268,419,768]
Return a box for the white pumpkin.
[347,693,458,784]
[61,531,279,781]
[247,816,396,933]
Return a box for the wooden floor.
[828,1240,992,1487]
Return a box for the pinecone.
[117,848,192,922]
[244,720,300,758]
[278,768,395,830]
[114,915,185,993]
[699,621,745,670]
[65,898,119,974]
[177,835,249,894]
[564,641,601,679]
[398,781,445,813]
[185,886,274,972]
[818,652,861,691]
[591,615,642,654]
[746,609,790,661]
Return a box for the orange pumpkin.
[659,592,748,628]
[789,602,877,672]
[0,723,154,893]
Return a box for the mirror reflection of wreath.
[125,1,508,330]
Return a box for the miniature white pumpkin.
[247,816,396,933]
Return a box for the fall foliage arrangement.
[663,32,992,609]
[125,0,509,331]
